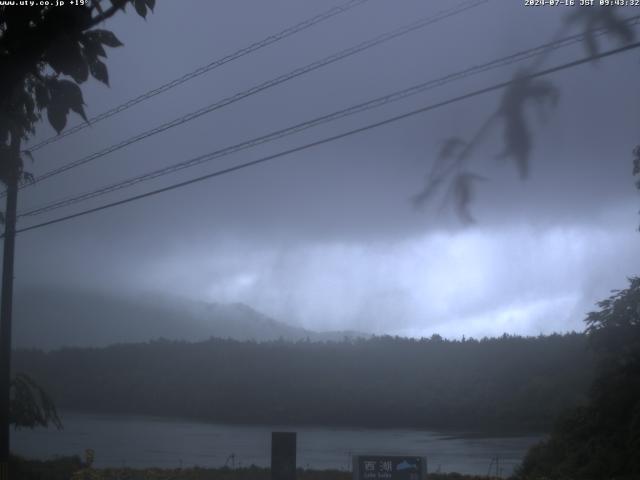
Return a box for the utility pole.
[0,132,20,480]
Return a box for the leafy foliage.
[414,69,560,222]
[46,79,88,134]
[412,137,468,208]
[565,6,636,59]
[585,276,640,363]
[0,144,33,188]
[9,373,62,430]
[515,277,640,480]
[133,0,156,19]
[0,0,153,186]
[449,172,486,224]
[496,72,558,179]
[0,0,152,446]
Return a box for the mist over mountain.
[13,287,368,350]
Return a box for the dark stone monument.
[271,431,297,480]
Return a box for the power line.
[21,19,637,219]
[21,0,488,190]
[12,40,640,237]
[24,0,371,153]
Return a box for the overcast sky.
[12,0,640,338]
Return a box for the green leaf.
[45,37,73,73]
[565,8,636,60]
[45,36,89,83]
[451,172,486,224]
[497,72,558,179]
[47,79,88,132]
[89,58,109,86]
[21,172,35,185]
[47,101,68,134]
[81,32,107,58]
[632,146,640,176]
[56,80,87,122]
[133,0,147,18]
[22,150,35,163]
[34,82,50,110]
[20,89,35,118]
[90,29,123,48]
[68,54,89,84]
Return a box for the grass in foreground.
[10,456,494,480]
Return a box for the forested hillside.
[13,333,593,432]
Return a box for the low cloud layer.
[130,208,640,338]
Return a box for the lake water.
[13,412,544,476]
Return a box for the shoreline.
[57,409,548,438]
[11,456,500,480]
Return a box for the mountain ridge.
[13,286,369,350]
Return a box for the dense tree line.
[13,333,593,432]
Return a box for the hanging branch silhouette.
[415,6,637,223]
[496,72,559,179]
[565,6,636,59]
[10,374,62,430]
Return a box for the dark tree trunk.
[0,136,20,480]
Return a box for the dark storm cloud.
[12,0,640,338]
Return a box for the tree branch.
[86,0,129,29]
